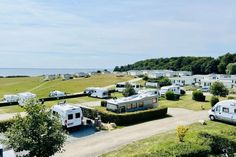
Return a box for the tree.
[2,100,66,157]
[210,82,229,97]
[226,63,236,74]
[122,83,136,97]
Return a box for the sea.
[0,68,112,77]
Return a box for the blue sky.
[0,0,235,68]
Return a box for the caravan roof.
[53,103,81,112]
[17,92,36,97]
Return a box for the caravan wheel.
[209,115,215,121]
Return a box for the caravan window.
[222,107,229,113]
[127,104,132,109]
[234,109,236,113]
[132,103,137,108]
[68,114,73,120]
[139,102,144,107]
[75,113,80,118]
[153,98,157,103]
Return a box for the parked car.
[208,100,236,123]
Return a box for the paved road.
[55,108,209,157]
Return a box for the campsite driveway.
[55,108,209,157]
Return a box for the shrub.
[210,81,229,97]
[0,119,16,133]
[122,83,136,97]
[180,89,186,95]
[192,90,205,102]
[97,107,168,126]
[227,96,235,100]
[101,101,107,107]
[176,125,189,142]
[210,96,219,107]
[165,91,180,100]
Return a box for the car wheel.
[209,115,215,121]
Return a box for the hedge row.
[98,107,168,126]
[0,119,16,133]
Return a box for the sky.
[0,0,235,69]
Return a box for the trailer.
[115,82,141,93]
[51,102,83,129]
[2,94,19,103]
[49,90,66,98]
[159,85,181,96]
[90,88,110,98]
[17,92,37,106]
[106,92,159,113]
[208,100,236,123]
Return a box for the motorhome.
[2,95,19,103]
[208,100,236,123]
[51,103,83,128]
[84,87,110,98]
[49,90,66,98]
[159,85,181,96]
[115,82,141,93]
[17,92,37,106]
[106,92,159,113]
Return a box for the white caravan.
[51,103,83,129]
[17,92,37,106]
[84,87,96,95]
[208,100,236,123]
[90,88,110,98]
[138,89,159,96]
[3,95,19,103]
[115,82,141,93]
[49,90,66,98]
[159,85,181,96]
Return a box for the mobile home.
[159,85,181,96]
[3,95,19,103]
[106,92,159,113]
[51,103,83,129]
[17,92,37,106]
[49,90,66,98]
[85,87,110,98]
[115,82,141,93]
[208,100,236,123]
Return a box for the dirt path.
[55,108,209,157]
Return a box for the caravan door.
[214,105,223,120]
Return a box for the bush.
[97,107,168,126]
[210,81,229,97]
[192,90,205,102]
[165,91,180,100]
[0,119,16,133]
[101,101,107,107]
[122,83,136,97]
[228,96,235,100]
[210,96,219,107]
[176,125,189,142]
[148,142,210,157]
[180,89,186,95]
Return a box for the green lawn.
[159,94,229,111]
[101,121,236,157]
[0,74,133,98]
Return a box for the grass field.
[101,121,236,157]
[0,74,134,98]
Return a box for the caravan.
[208,100,236,123]
[84,87,110,98]
[3,95,19,103]
[51,103,83,129]
[49,90,66,98]
[159,85,181,96]
[17,92,37,106]
[115,82,141,93]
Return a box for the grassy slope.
[0,74,133,98]
[101,121,236,157]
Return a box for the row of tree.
[114,53,236,74]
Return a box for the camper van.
[51,103,83,129]
[115,82,141,93]
[49,90,66,98]
[17,92,37,106]
[90,88,110,98]
[208,100,236,123]
[106,92,159,113]
[2,95,19,103]
[159,85,181,96]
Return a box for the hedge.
[192,90,205,102]
[165,91,180,100]
[97,107,168,126]
[0,119,16,133]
